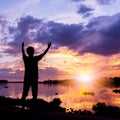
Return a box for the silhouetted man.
[21,41,51,107]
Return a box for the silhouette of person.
[21,41,51,107]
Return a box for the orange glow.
[75,71,97,85]
[1,44,120,81]
[79,73,94,83]
[43,47,79,73]
[112,98,120,107]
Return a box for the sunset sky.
[0,0,120,81]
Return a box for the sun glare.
[80,74,93,83]
[75,72,96,84]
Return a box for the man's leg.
[31,80,38,100]
[31,80,38,110]
[21,80,30,109]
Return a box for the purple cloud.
[97,0,116,5]
[77,4,94,14]
[0,16,7,27]
[36,21,84,49]
[80,13,120,56]
[5,16,43,55]
[0,68,23,80]
[77,4,94,17]
[72,0,86,2]
[3,12,120,57]
[0,16,8,41]
[6,15,84,55]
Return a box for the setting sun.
[75,72,96,84]
[80,74,93,83]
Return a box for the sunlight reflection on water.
[0,81,120,111]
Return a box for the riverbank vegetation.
[0,96,120,120]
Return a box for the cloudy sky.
[0,0,120,81]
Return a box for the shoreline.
[0,96,120,120]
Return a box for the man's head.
[27,46,34,56]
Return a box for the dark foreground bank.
[0,96,120,120]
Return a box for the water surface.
[0,81,120,111]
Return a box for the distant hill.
[40,79,75,85]
[100,77,120,87]
[0,80,8,84]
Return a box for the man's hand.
[22,42,24,48]
[48,41,51,48]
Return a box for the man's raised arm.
[22,42,26,57]
[39,41,51,58]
